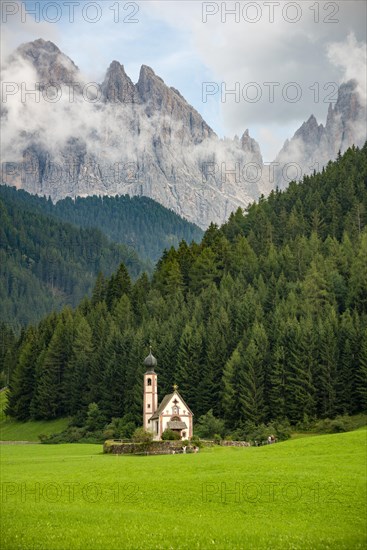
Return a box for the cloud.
[143,0,367,158]
[0,1,59,61]
[327,32,367,104]
[2,0,366,164]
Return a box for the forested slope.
[0,191,145,328]
[0,187,203,264]
[5,145,367,430]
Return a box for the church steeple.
[144,346,157,372]
[143,348,158,431]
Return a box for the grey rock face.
[274,80,366,188]
[2,40,365,227]
[13,38,79,86]
[2,39,265,228]
[102,61,139,104]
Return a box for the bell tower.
[143,347,158,431]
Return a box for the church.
[143,348,193,441]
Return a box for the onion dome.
[144,347,157,372]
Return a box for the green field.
[0,390,69,441]
[1,429,366,550]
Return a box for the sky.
[1,0,366,160]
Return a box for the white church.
[143,348,193,441]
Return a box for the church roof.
[150,393,173,420]
[149,390,193,420]
[167,421,187,430]
[144,349,157,373]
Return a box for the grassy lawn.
[0,389,69,441]
[1,428,366,549]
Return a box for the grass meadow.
[0,389,69,441]
[1,428,366,550]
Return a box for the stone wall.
[103,440,192,455]
[220,440,251,447]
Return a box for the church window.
[183,432,186,438]
[156,422,159,434]
[147,404,151,408]
[147,378,152,386]
[173,406,178,414]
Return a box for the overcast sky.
[1,0,366,159]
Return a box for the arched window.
[147,378,152,386]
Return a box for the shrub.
[104,416,137,439]
[194,409,225,439]
[312,415,354,434]
[70,409,87,428]
[132,427,153,443]
[233,420,291,445]
[120,421,136,439]
[103,428,115,440]
[162,429,181,440]
[85,403,105,431]
[296,413,313,431]
[190,435,202,448]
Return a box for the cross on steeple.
[173,384,178,391]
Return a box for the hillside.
[0,186,203,264]
[5,144,367,430]
[0,188,147,329]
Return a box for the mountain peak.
[20,38,61,53]
[137,65,165,97]
[15,38,79,84]
[102,60,138,103]
[109,60,125,71]
[240,129,262,161]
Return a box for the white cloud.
[327,32,367,103]
[1,0,366,162]
[143,0,367,158]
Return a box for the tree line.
[0,189,146,329]
[0,187,203,264]
[4,144,367,432]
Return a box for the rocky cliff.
[1,39,365,227]
[1,39,264,229]
[274,80,366,188]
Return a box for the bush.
[194,409,225,439]
[70,410,87,428]
[312,415,354,434]
[190,435,202,448]
[104,416,137,439]
[161,429,181,441]
[39,427,105,444]
[213,434,222,444]
[132,427,153,443]
[296,413,313,431]
[268,420,291,441]
[85,403,105,431]
[103,428,115,440]
[228,420,291,445]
